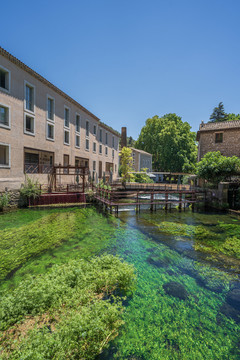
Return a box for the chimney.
[121,127,127,148]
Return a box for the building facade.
[130,148,152,172]
[196,120,240,161]
[0,47,120,191]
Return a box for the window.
[99,144,102,154]
[0,143,10,167]
[64,130,70,145]
[76,114,80,133]
[24,114,35,135]
[112,136,115,147]
[105,146,108,156]
[112,149,114,158]
[93,142,96,153]
[64,107,70,128]
[93,160,96,171]
[115,164,117,173]
[47,123,54,140]
[86,121,89,137]
[76,134,80,148]
[86,138,89,150]
[105,132,108,145]
[25,82,34,112]
[99,128,102,142]
[93,124,97,135]
[0,66,10,92]
[47,96,54,121]
[215,133,223,143]
[0,104,10,129]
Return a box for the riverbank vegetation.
[0,255,136,359]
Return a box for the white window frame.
[47,94,55,122]
[99,128,103,143]
[99,144,102,155]
[105,146,108,156]
[24,80,35,114]
[64,105,70,129]
[93,142,96,153]
[0,142,11,168]
[46,121,55,142]
[0,103,11,129]
[24,113,35,136]
[85,138,89,151]
[75,134,80,148]
[93,160,96,171]
[64,129,70,146]
[93,124,97,136]
[75,112,81,134]
[0,65,11,93]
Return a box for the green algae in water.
[1,208,240,359]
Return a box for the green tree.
[119,147,134,185]
[135,114,197,172]
[225,113,240,122]
[196,151,240,185]
[209,102,227,122]
[127,136,136,147]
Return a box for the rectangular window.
[47,97,54,121]
[0,66,10,92]
[0,143,10,167]
[93,124,97,135]
[112,149,114,158]
[112,136,115,147]
[0,105,10,128]
[76,134,80,148]
[47,123,54,140]
[93,160,96,171]
[105,132,108,145]
[215,133,223,143]
[99,128,102,142]
[86,121,89,137]
[64,130,70,145]
[24,114,35,135]
[93,142,96,153]
[99,144,102,154]
[76,114,80,133]
[105,146,108,156]
[25,82,34,112]
[115,164,117,173]
[86,138,89,150]
[64,107,70,128]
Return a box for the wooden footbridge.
[94,183,205,214]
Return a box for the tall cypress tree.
[209,102,227,122]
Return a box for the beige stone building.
[130,148,152,172]
[196,120,240,161]
[0,47,120,191]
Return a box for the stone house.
[0,47,120,191]
[196,120,240,161]
[130,148,152,172]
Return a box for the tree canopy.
[196,151,240,184]
[209,102,227,122]
[119,147,134,185]
[135,114,197,172]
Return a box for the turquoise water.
[0,208,240,359]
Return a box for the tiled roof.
[130,147,152,156]
[0,47,120,137]
[196,120,240,140]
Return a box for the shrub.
[19,177,41,207]
[0,193,9,212]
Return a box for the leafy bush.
[196,151,240,185]
[19,177,41,207]
[0,193,9,211]
[0,255,136,359]
[133,169,154,183]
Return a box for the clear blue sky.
[2,0,240,139]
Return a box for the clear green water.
[0,207,240,359]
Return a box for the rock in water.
[220,303,240,324]
[163,281,188,300]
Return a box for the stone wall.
[198,129,240,161]
[0,189,20,209]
